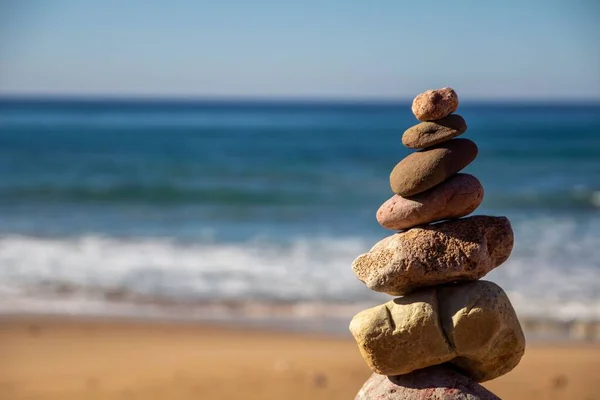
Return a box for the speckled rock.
[390,138,478,197]
[438,281,526,382]
[377,174,483,231]
[402,114,467,149]
[355,367,500,400]
[411,87,459,121]
[349,289,453,376]
[352,216,514,295]
[349,281,525,381]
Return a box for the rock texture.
[390,138,478,197]
[377,173,483,231]
[349,281,524,381]
[349,289,453,376]
[352,216,514,295]
[438,281,526,382]
[411,87,459,121]
[355,367,500,400]
[350,87,520,399]
[402,114,467,149]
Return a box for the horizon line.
[1,92,600,105]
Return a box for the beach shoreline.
[2,314,600,400]
[2,298,598,341]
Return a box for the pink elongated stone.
[377,173,483,231]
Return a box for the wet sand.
[1,315,599,399]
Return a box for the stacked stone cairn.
[350,88,526,399]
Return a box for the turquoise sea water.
[0,98,599,324]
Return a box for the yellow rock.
[349,281,525,381]
[349,289,453,376]
[438,281,526,381]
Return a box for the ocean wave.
[1,220,599,322]
[0,234,374,303]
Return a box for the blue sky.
[1,0,599,100]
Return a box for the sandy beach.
[1,316,599,400]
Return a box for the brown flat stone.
[390,138,478,197]
[402,114,467,149]
[411,87,459,121]
[377,173,483,231]
[353,216,514,295]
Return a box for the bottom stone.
[355,366,500,400]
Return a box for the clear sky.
[1,0,599,100]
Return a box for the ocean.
[0,98,599,332]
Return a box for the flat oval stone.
[352,216,513,295]
[402,114,467,149]
[355,367,500,400]
[377,174,483,231]
[349,281,525,381]
[390,138,478,197]
[411,87,459,121]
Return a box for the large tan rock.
[349,281,525,382]
[411,87,459,121]
[352,216,514,295]
[402,114,467,149]
[390,138,478,197]
[438,281,526,382]
[349,289,454,376]
[355,367,500,400]
[376,173,483,231]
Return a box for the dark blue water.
[0,98,599,321]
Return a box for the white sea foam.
[0,234,379,303]
[591,191,600,208]
[0,216,599,323]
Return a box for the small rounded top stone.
[411,87,459,121]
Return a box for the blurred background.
[1,1,599,399]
